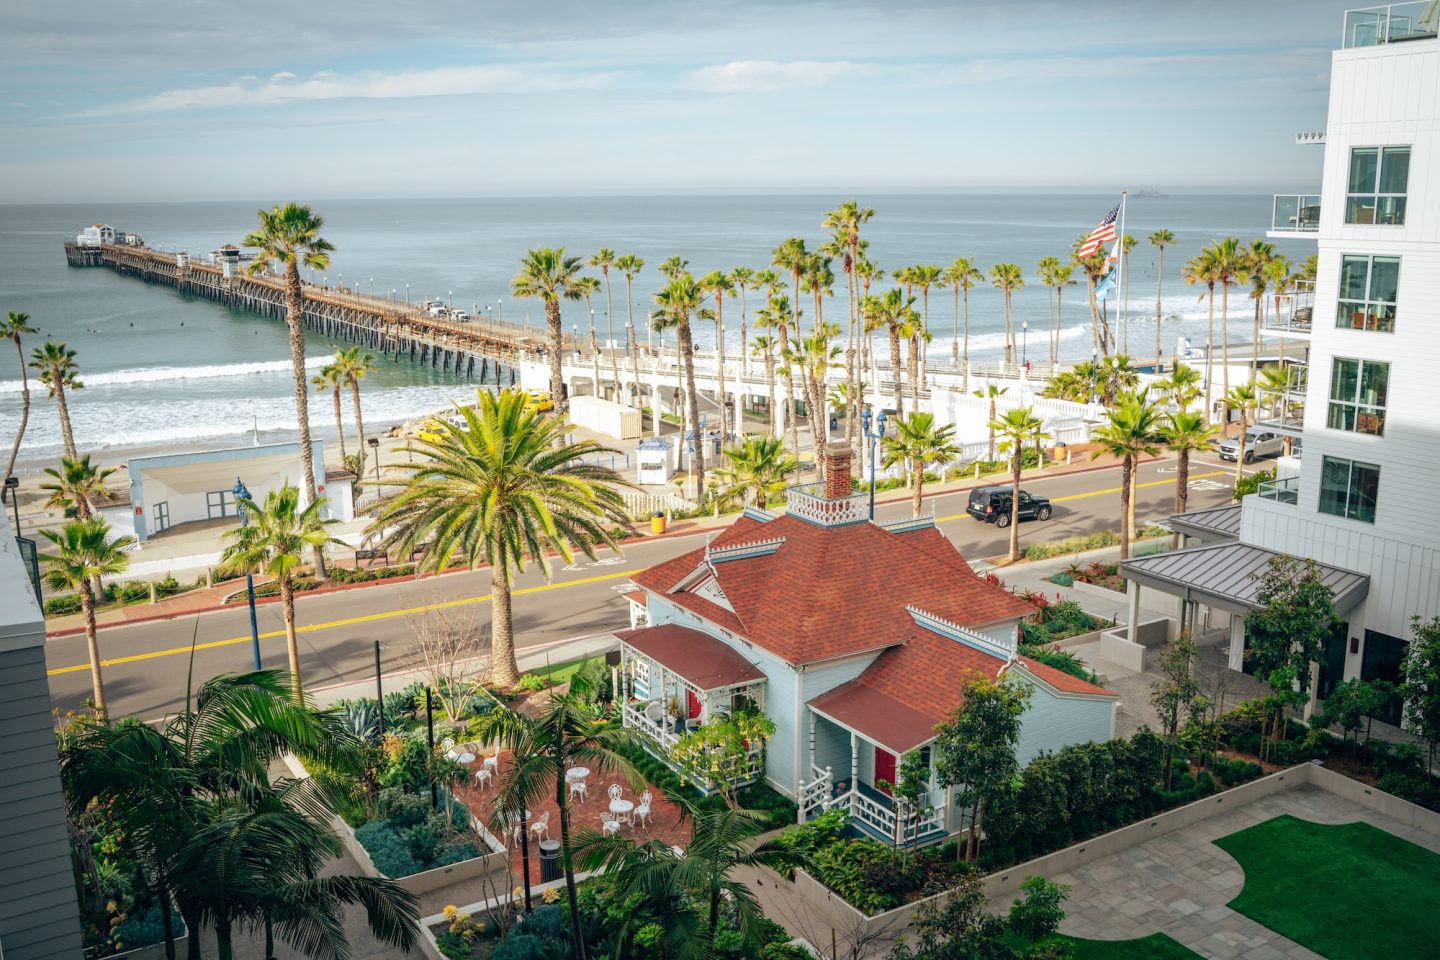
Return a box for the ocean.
[0,194,1312,466]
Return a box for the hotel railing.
[1272,194,1321,232]
[785,483,869,527]
[1256,476,1300,505]
[1343,3,1438,48]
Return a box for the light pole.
[860,408,889,521]
[369,277,374,297]
[232,478,262,670]
[497,297,503,327]
[4,476,19,532]
[368,437,381,493]
[405,283,410,304]
[448,290,453,311]
[1022,319,1028,369]
[1089,346,1099,404]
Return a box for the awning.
[1168,503,1241,543]
[616,625,765,691]
[1121,541,1369,617]
[808,684,939,755]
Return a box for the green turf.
[1060,933,1202,960]
[1213,813,1440,960]
[527,656,601,686]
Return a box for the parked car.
[450,310,472,321]
[965,485,1052,528]
[1216,429,1285,463]
[523,391,555,413]
[416,413,467,443]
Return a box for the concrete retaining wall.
[110,934,189,960]
[1307,763,1440,838]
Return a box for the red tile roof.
[616,625,766,690]
[1015,656,1120,698]
[622,590,646,606]
[631,514,1035,666]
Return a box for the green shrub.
[1047,572,1074,587]
[111,902,168,953]
[1021,529,1121,560]
[515,673,548,692]
[354,821,422,878]
[1233,466,1276,501]
[44,593,84,616]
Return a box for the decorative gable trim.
[743,505,777,523]
[692,574,734,612]
[874,516,937,534]
[705,536,786,564]
[906,605,1016,662]
[669,562,714,594]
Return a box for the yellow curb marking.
[933,470,1229,523]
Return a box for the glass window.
[1319,456,1380,523]
[1328,358,1389,435]
[1346,146,1410,225]
[1336,255,1399,332]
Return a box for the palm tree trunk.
[765,352,777,438]
[951,287,961,368]
[5,339,29,483]
[555,762,587,960]
[680,324,705,495]
[962,288,971,392]
[215,921,234,960]
[82,582,105,716]
[1054,286,1065,370]
[1155,247,1165,366]
[739,283,749,379]
[588,304,601,402]
[1251,297,1262,382]
[54,381,78,461]
[715,303,727,439]
[349,380,366,463]
[1008,448,1021,562]
[491,561,519,687]
[1221,284,1231,402]
[987,398,997,462]
[1234,413,1247,486]
[331,390,346,461]
[1205,285,1216,421]
[1176,448,1191,515]
[284,263,326,578]
[908,335,919,407]
[546,300,565,413]
[1118,454,1133,561]
[281,577,301,698]
[182,906,202,960]
[889,328,903,418]
[911,456,923,518]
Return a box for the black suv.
[965,486,1052,528]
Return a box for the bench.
[354,547,388,567]
[409,542,434,561]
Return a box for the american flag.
[1076,204,1120,258]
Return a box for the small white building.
[635,437,674,486]
[76,224,115,247]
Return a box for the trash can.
[651,511,666,535]
[538,839,562,883]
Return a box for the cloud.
[80,64,619,115]
[687,60,860,93]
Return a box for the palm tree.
[473,677,641,960]
[822,203,874,452]
[1256,363,1290,421]
[575,274,604,400]
[1036,257,1060,366]
[1053,263,1076,365]
[652,275,710,496]
[1148,229,1175,365]
[1224,383,1260,484]
[243,203,334,570]
[334,345,376,467]
[1154,362,1203,412]
[1074,242,1113,357]
[760,294,801,454]
[4,311,38,483]
[729,266,755,378]
[883,412,960,517]
[1119,233,1137,353]
[783,331,840,476]
[40,454,116,519]
[369,390,627,687]
[1245,240,1276,381]
[854,258,884,371]
[1207,238,1246,403]
[615,254,646,409]
[771,237,808,344]
[1161,410,1219,519]
[714,434,800,508]
[943,258,982,385]
[589,248,617,373]
[700,271,736,437]
[989,406,1048,562]
[39,518,134,715]
[659,255,690,281]
[910,264,942,387]
[862,289,914,419]
[30,340,82,461]
[750,333,779,437]
[512,248,586,412]
[975,383,1009,462]
[62,671,419,960]
[1089,391,1162,560]
[312,362,347,462]
[219,482,340,697]
[1099,353,1140,407]
[1183,249,1219,420]
[989,263,1024,368]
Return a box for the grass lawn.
[1060,933,1202,960]
[526,655,602,687]
[1213,813,1440,960]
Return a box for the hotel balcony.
[1268,194,1321,239]
[1255,476,1299,505]
[1342,3,1438,48]
[1260,280,1315,339]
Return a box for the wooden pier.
[62,241,574,381]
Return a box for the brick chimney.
[823,442,855,500]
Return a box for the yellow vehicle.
[416,413,466,443]
[523,391,555,414]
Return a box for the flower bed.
[613,736,798,826]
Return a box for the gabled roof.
[1168,503,1242,543]
[631,513,1034,665]
[616,625,766,691]
[1121,540,1369,616]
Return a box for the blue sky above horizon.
[1,0,1353,203]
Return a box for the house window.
[1327,358,1389,436]
[631,659,651,700]
[1345,146,1409,224]
[1337,255,1399,332]
[1319,456,1379,524]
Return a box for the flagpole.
[1116,189,1127,356]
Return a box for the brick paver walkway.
[986,785,1440,959]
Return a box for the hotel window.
[1319,456,1380,524]
[1346,146,1409,225]
[1337,255,1399,332]
[1327,358,1389,436]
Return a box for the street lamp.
[405,283,410,304]
[860,408,889,521]
[497,297,504,327]
[448,290,453,311]
[1022,319,1028,369]
[368,437,381,492]
[369,277,374,296]
[232,478,262,670]
[4,476,19,532]
[1089,346,1099,404]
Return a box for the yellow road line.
[934,470,1228,523]
[47,568,644,677]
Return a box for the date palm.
[762,290,800,454]
[312,362,347,462]
[714,434,800,508]
[989,263,1024,368]
[1089,391,1162,560]
[1148,229,1175,364]
[1224,383,1260,485]
[771,237,808,341]
[700,271,735,436]
[1053,263,1076,363]
[1161,409,1219,520]
[782,331,840,476]
[334,345,376,466]
[652,275,711,496]
[943,257,982,386]
[1099,353,1139,407]
[40,454,116,520]
[822,203,874,448]
[589,249,623,399]
[4,311,38,482]
[974,383,1008,462]
[615,254,646,409]
[909,264,942,390]
[40,518,134,715]
[512,248,585,413]
[243,203,334,575]
[1183,249,1219,419]
[219,482,341,697]
[658,255,689,281]
[884,412,960,517]
[30,340,82,460]
[988,407,1048,562]
[370,390,627,687]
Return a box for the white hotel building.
[1123,3,1439,725]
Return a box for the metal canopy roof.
[1169,503,1243,543]
[1121,541,1369,616]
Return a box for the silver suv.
[1217,429,1285,463]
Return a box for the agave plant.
[340,699,382,740]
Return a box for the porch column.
[807,712,816,780]
[1228,614,1245,673]
[849,732,859,818]
[1126,580,1141,638]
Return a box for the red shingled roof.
[630,514,1035,665]
[616,625,766,690]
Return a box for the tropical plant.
[312,362,347,461]
[1149,229,1175,365]
[1119,232,1137,353]
[1207,237,1247,402]
[1153,361,1202,412]
[1182,248,1218,419]
[1224,383,1260,484]
[658,255,689,281]
[750,333,779,437]
[1089,391,1162,559]
[511,248,586,412]
[714,435,800,509]
[39,454,116,521]
[988,407,1048,562]
[699,271,736,437]
[335,345,377,467]
[219,482,341,696]
[729,265,755,378]
[863,288,915,419]
[614,254,646,405]
[472,675,642,960]
[1245,240,1276,380]
[943,258,982,386]
[40,519,134,715]
[1035,256,1061,367]
[1098,353,1140,406]
[588,248,621,395]
[30,340,83,461]
[1073,239,1113,357]
[1256,363,1290,420]
[1160,410,1219,518]
[989,264,1024,368]
[368,390,627,687]
[243,203,334,574]
[822,203,874,450]
[782,330,841,477]
[576,274,604,400]
[3,311,38,482]
[933,672,1033,863]
[651,274,710,496]
[974,383,1009,462]
[883,412,960,518]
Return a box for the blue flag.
[1094,271,1116,302]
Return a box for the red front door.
[874,747,896,795]
[686,690,702,720]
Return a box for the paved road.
[43,455,1245,719]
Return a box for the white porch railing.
[622,702,680,751]
[798,765,834,821]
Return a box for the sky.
[0,0,1353,202]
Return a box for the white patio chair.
[634,796,653,830]
[601,812,621,837]
[569,779,589,804]
[441,737,459,761]
[474,767,493,791]
[607,783,623,802]
[481,748,500,775]
[529,811,550,842]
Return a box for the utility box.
[568,395,642,440]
